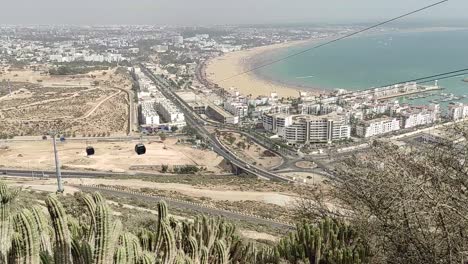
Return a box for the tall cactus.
[0,183,17,262]
[13,209,40,264]
[118,232,141,264]
[213,240,229,264]
[8,233,23,263]
[199,246,209,264]
[114,246,127,264]
[46,194,73,264]
[155,201,168,253]
[30,205,52,256]
[81,193,97,243]
[159,220,176,264]
[277,217,368,264]
[93,201,113,264]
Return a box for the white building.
[400,105,439,129]
[299,103,340,115]
[156,100,185,124]
[448,103,468,121]
[355,117,400,138]
[263,113,350,144]
[140,101,160,126]
[223,101,248,118]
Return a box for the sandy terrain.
[62,178,293,206]
[0,66,131,136]
[1,177,294,206]
[5,178,279,241]
[206,40,321,98]
[0,138,224,173]
[218,131,283,169]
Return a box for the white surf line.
[296,75,315,79]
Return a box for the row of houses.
[135,68,186,129]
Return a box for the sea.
[255,29,468,106]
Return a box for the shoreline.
[205,39,322,98]
[205,26,468,99]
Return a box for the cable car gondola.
[135,144,146,155]
[86,146,95,156]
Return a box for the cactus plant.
[277,218,368,264]
[46,194,73,264]
[0,183,17,262]
[30,205,52,256]
[93,201,113,264]
[13,209,40,264]
[0,182,372,264]
[159,219,176,264]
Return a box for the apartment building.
[262,113,350,144]
[223,101,248,118]
[140,101,160,126]
[207,104,239,124]
[156,100,185,124]
[448,103,468,121]
[355,117,400,138]
[400,105,439,129]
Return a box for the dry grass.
[0,66,131,136]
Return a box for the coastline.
[205,27,468,99]
[205,39,322,98]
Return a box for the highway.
[140,65,292,182]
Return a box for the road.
[0,172,293,229]
[140,65,292,182]
[0,168,233,179]
[77,185,294,229]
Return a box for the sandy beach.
[205,27,467,99]
[205,40,320,98]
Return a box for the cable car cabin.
[86,146,95,156]
[135,144,146,155]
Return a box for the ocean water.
[256,29,468,105]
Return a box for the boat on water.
[463,78,468,83]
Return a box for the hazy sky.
[0,0,466,25]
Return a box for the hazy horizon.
[0,0,467,26]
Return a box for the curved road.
[140,65,292,182]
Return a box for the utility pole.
[50,131,64,193]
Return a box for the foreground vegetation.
[0,182,367,264]
[296,125,468,264]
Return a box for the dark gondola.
[86,146,95,156]
[135,144,146,155]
